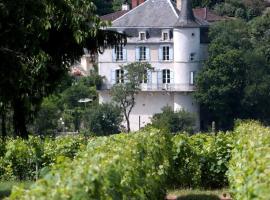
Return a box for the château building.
[98,0,224,131]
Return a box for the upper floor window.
[115,46,123,61]
[140,70,148,84]
[163,46,170,61]
[162,69,170,84]
[113,45,126,61]
[139,31,146,41]
[162,31,170,41]
[159,45,173,61]
[136,46,150,61]
[139,46,146,61]
[116,69,124,83]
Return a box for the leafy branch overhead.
[0,0,126,138]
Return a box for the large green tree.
[195,13,270,130]
[0,0,125,138]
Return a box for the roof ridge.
[112,0,149,24]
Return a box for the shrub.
[228,121,270,200]
[83,103,122,136]
[151,106,196,134]
[8,129,172,200]
[172,132,234,188]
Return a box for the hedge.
[228,121,270,200]
[8,129,171,200]
[172,132,234,188]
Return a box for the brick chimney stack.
[132,0,145,9]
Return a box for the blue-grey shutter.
[169,46,173,61]
[159,46,163,61]
[135,47,140,61]
[123,48,127,61]
[111,69,116,84]
[112,48,116,61]
[170,70,174,84]
[157,70,163,85]
[147,70,152,84]
[124,69,128,83]
[146,47,150,61]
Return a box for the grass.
[167,188,230,200]
[0,181,33,199]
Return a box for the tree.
[151,106,196,134]
[111,62,152,132]
[0,0,125,138]
[31,95,61,136]
[83,103,122,136]
[195,14,270,130]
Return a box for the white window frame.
[162,69,171,84]
[162,46,170,61]
[115,46,123,61]
[140,70,148,84]
[116,69,124,83]
[139,46,146,61]
[162,31,170,41]
[139,31,146,41]
[190,71,196,85]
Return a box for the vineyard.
[0,121,269,199]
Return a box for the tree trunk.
[1,104,7,138]
[124,111,130,133]
[13,99,28,139]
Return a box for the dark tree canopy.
[195,12,270,130]
[0,0,125,138]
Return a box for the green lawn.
[0,181,33,199]
[167,188,230,200]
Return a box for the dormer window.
[162,31,170,41]
[139,31,146,41]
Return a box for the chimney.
[176,0,182,10]
[132,0,145,9]
[122,2,130,11]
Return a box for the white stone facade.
[98,0,209,131]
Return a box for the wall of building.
[99,91,199,131]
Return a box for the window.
[139,31,146,41]
[163,46,170,61]
[162,31,169,41]
[139,46,146,61]
[116,69,124,83]
[140,70,148,84]
[190,71,196,85]
[190,53,195,61]
[162,69,170,84]
[115,46,123,61]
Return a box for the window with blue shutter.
[158,47,163,61]
[157,70,163,85]
[123,48,127,61]
[169,46,173,61]
[112,48,116,61]
[146,47,150,61]
[135,47,140,61]
[147,70,152,84]
[170,70,174,84]
[111,69,116,84]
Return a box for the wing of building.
[98,0,225,131]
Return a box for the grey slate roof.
[112,0,179,28]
